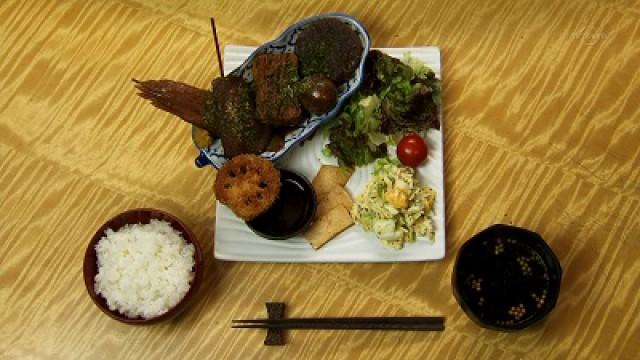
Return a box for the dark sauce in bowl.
[247,169,316,240]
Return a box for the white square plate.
[214,46,445,262]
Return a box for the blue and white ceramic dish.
[193,13,371,169]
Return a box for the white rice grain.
[94,219,195,319]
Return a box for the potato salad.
[352,158,436,249]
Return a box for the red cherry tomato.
[396,133,428,167]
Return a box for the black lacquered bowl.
[246,169,317,240]
[452,224,562,331]
[83,208,203,324]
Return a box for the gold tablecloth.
[1,0,639,358]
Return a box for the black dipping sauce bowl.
[246,169,317,240]
[452,224,562,331]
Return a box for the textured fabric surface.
[1,0,639,359]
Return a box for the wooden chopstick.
[232,323,444,331]
[232,317,445,331]
[210,18,224,76]
[233,317,444,324]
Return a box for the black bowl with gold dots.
[452,224,562,331]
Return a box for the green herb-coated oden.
[296,18,363,83]
[204,77,272,157]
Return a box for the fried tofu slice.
[304,165,355,249]
[316,187,353,218]
[312,165,353,197]
[304,205,353,249]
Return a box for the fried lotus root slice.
[214,155,281,221]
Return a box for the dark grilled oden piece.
[252,53,303,127]
[134,77,272,156]
[203,76,272,157]
[295,18,363,84]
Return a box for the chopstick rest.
[233,302,445,346]
[265,302,286,346]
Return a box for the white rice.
[94,219,195,319]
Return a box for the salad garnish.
[324,51,441,167]
[351,158,436,249]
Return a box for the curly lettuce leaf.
[324,51,442,167]
[324,95,387,167]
